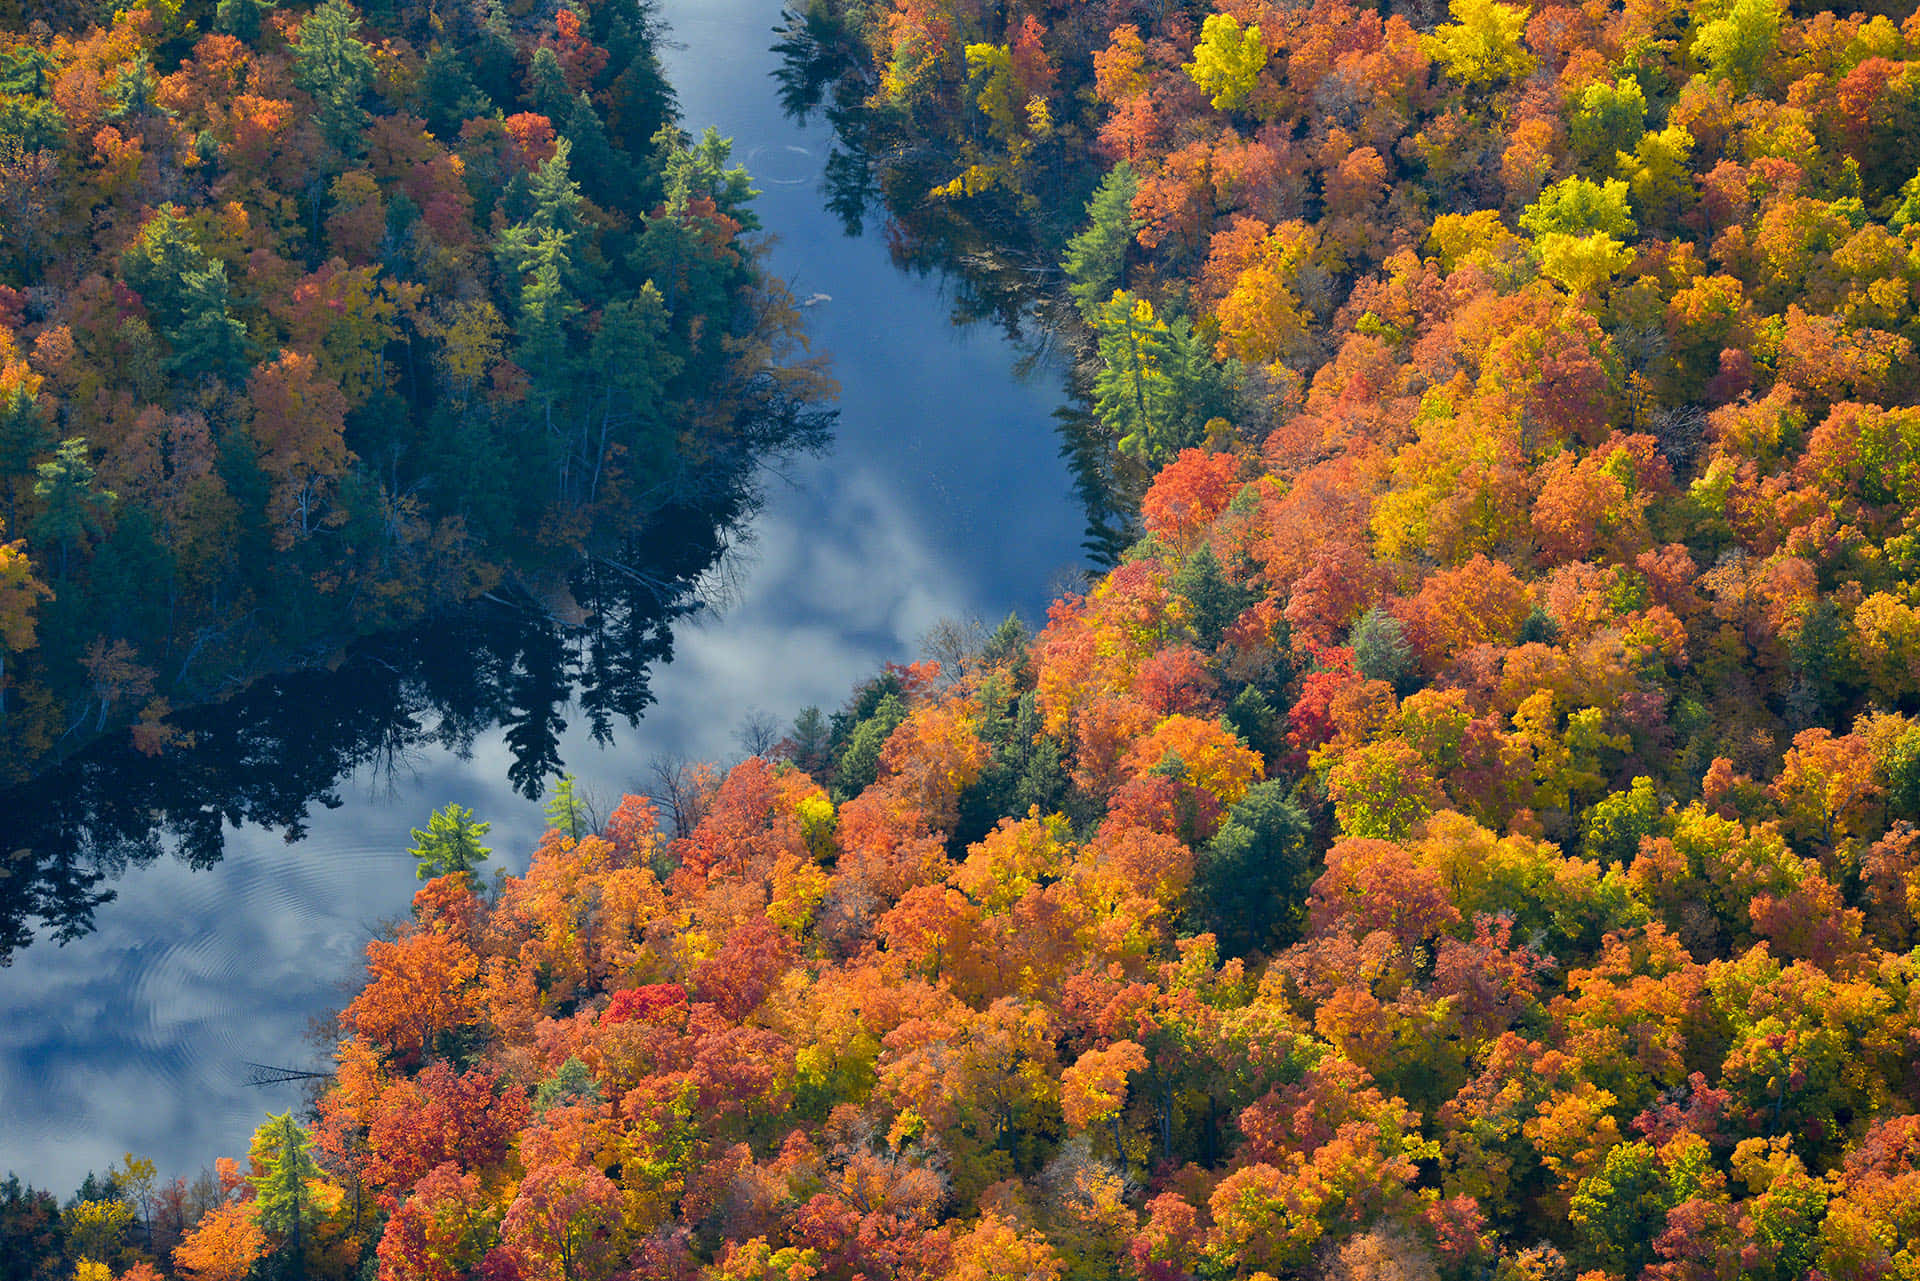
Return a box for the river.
[0,0,1084,1195]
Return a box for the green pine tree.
[545,774,591,840]
[1063,162,1141,318]
[293,0,376,152]
[407,803,492,882]
[31,437,115,581]
[249,1113,328,1281]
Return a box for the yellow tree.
[1423,0,1536,89]
[949,1211,1062,1281]
[1184,14,1267,113]
[433,300,506,412]
[0,516,49,728]
[173,1205,266,1281]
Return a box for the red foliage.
[601,984,688,1028]
[364,1063,530,1197]
[1307,837,1460,946]
[1140,448,1241,544]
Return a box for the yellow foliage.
[949,1211,1063,1281]
[1185,13,1267,112]
[712,1238,821,1281]
[1423,0,1536,88]
[1536,231,1634,296]
[1525,1080,1623,1194]
[62,1200,132,1264]
[1853,592,1920,698]
[1426,209,1525,275]
[768,851,831,936]
[434,299,506,406]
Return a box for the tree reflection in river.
[0,502,761,963]
[771,5,1140,569]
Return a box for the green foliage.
[1693,0,1782,96]
[0,382,51,530]
[102,54,162,124]
[954,685,1066,849]
[119,208,249,382]
[1582,776,1665,865]
[1569,75,1646,170]
[0,96,63,154]
[1171,544,1251,651]
[0,1175,62,1281]
[31,439,114,580]
[407,803,492,882]
[1891,169,1920,230]
[1521,177,1638,241]
[1882,724,1920,820]
[1191,779,1314,956]
[1063,163,1142,319]
[248,1112,327,1264]
[293,0,377,151]
[1184,14,1267,113]
[0,46,49,98]
[1568,1140,1681,1274]
[789,705,833,779]
[1224,685,1284,765]
[832,691,907,803]
[1092,292,1235,464]
[534,1056,602,1112]
[215,0,276,42]
[1349,607,1414,692]
[0,47,64,152]
[979,613,1032,670]
[658,125,760,230]
[417,42,491,138]
[1741,1155,1829,1281]
[527,45,574,123]
[1786,599,1847,728]
[545,775,591,841]
[497,141,587,289]
[1517,604,1561,646]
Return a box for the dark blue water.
[0,0,1083,1193]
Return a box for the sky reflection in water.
[0,0,1084,1193]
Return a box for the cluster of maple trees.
[23,602,1920,1279]
[0,0,828,779]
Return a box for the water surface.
[0,0,1084,1194]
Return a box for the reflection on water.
[2,0,1094,1195]
[770,6,1139,568]
[0,503,760,964]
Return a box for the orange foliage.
[172,1205,265,1281]
[1140,448,1242,545]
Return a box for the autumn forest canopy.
[14,0,1920,1278]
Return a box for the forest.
[0,0,830,781]
[10,0,1920,1277]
